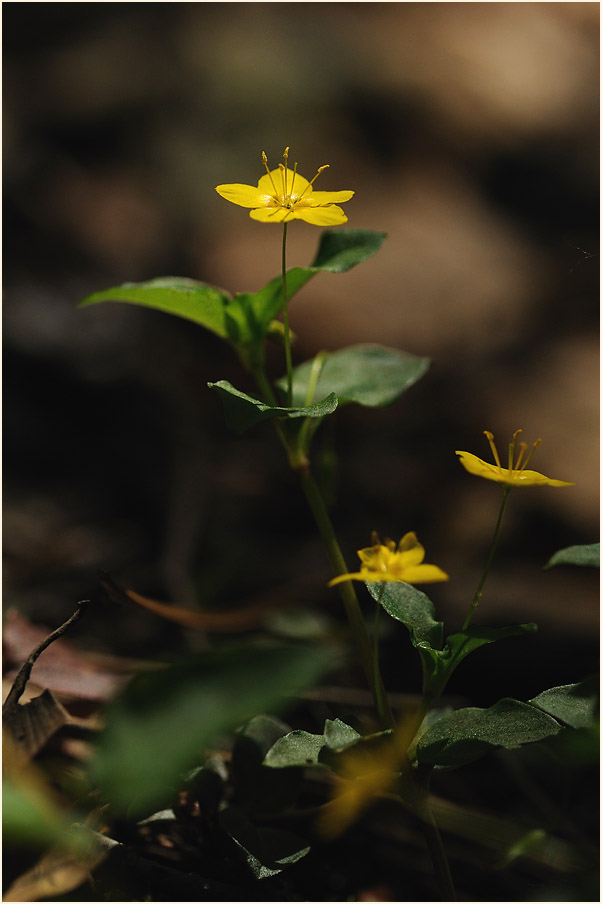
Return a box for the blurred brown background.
[3,3,599,700]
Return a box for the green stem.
[462,486,511,631]
[297,468,395,730]
[281,222,293,407]
[372,584,389,730]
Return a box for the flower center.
[262,147,330,210]
[484,429,542,476]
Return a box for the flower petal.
[328,571,365,587]
[398,565,449,584]
[249,207,290,223]
[257,169,312,198]
[290,205,349,226]
[510,469,575,488]
[456,450,505,482]
[396,532,425,568]
[304,190,354,205]
[215,183,272,209]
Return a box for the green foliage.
[90,644,333,817]
[263,718,394,774]
[529,678,599,729]
[218,805,310,879]
[207,380,338,433]
[366,581,444,649]
[79,230,386,369]
[416,698,563,768]
[2,778,70,849]
[280,344,431,408]
[544,543,600,570]
[79,277,237,340]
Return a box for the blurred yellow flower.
[215,147,353,225]
[329,531,449,587]
[317,742,399,839]
[456,430,574,488]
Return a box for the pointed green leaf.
[417,698,563,768]
[79,277,243,341]
[207,380,338,433]
[419,623,538,699]
[264,730,326,769]
[366,581,444,649]
[529,678,599,729]
[237,229,387,334]
[279,344,430,408]
[323,718,361,750]
[219,805,310,879]
[90,644,331,817]
[544,543,600,570]
[444,623,538,669]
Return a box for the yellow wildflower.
[215,147,353,225]
[329,531,449,587]
[456,430,574,488]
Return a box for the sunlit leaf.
[208,380,338,433]
[544,543,600,570]
[281,345,430,408]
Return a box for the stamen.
[282,146,290,198]
[370,530,381,547]
[278,163,286,200]
[508,429,522,470]
[297,164,330,200]
[262,151,279,197]
[484,430,501,468]
[520,438,542,471]
[513,441,529,472]
[290,161,298,198]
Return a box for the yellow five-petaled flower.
[329,531,449,587]
[456,429,574,488]
[215,147,354,226]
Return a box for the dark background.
[3,2,599,701]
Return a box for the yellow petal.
[328,571,365,587]
[395,533,425,568]
[290,205,348,226]
[456,451,574,487]
[304,190,354,205]
[398,565,449,584]
[257,169,312,198]
[249,207,290,223]
[215,183,272,209]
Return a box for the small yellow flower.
[456,429,575,488]
[215,146,353,225]
[329,531,449,587]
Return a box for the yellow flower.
[456,429,575,488]
[215,147,353,225]
[329,531,449,587]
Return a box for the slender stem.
[298,468,395,730]
[281,222,294,406]
[372,584,389,730]
[462,486,512,631]
[416,795,457,901]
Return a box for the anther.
[297,164,330,200]
[262,151,279,197]
[521,438,542,471]
[508,429,523,470]
[484,430,502,468]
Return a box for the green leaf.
[264,719,362,769]
[79,277,242,342]
[237,229,387,336]
[366,582,444,649]
[219,805,310,879]
[90,644,331,817]
[2,778,70,849]
[544,543,600,570]
[419,623,538,699]
[417,698,563,768]
[207,380,338,433]
[231,716,302,816]
[323,718,360,750]
[529,678,599,729]
[444,623,538,670]
[264,730,325,769]
[279,344,430,409]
